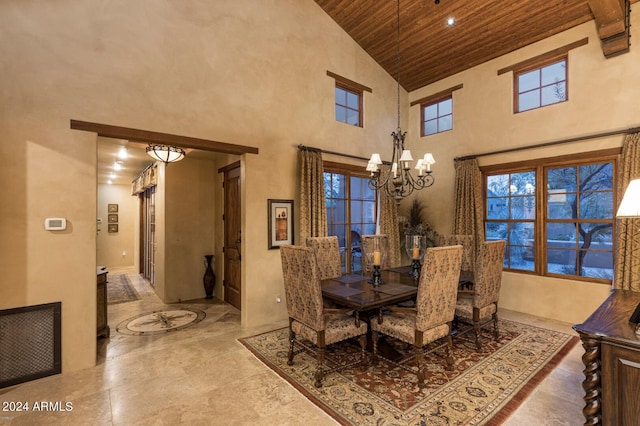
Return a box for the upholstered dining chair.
[437,234,475,289]
[280,245,368,388]
[306,236,342,280]
[454,240,506,352]
[361,234,390,274]
[371,245,463,387]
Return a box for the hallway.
[0,270,586,425]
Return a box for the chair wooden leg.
[492,312,500,341]
[445,334,454,371]
[473,322,483,352]
[358,334,368,369]
[415,345,426,387]
[287,325,295,366]
[314,346,325,388]
[371,331,379,364]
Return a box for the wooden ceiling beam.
[587,0,630,57]
[70,120,259,155]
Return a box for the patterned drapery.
[298,147,327,241]
[379,172,401,267]
[453,159,485,251]
[614,132,640,291]
[131,164,157,195]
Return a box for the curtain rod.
[297,144,370,162]
[455,126,640,162]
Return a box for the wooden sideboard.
[573,290,640,425]
[97,267,109,338]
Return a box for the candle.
[373,251,381,266]
[412,247,420,260]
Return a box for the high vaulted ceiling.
[315,0,633,92]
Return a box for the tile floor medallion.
[116,308,206,335]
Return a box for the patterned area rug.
[239,320,578,425]
[107,273,141,305]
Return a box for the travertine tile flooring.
[0,268,586,425]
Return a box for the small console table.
[573,289,640,425]
[97,267,109,338]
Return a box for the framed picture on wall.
[108,204,118,213]
[268,199,293,249]
[108,214,118,223]
[108,224,118,233]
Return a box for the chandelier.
[146,144,186,164]
[367,0,435,204]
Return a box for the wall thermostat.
[45,218,67,231]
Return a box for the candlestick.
[373,250,381,266]
[412,247,420,260]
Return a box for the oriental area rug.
[239,320,578,425]
[107,273,141,305]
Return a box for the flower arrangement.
[402,198,437,247]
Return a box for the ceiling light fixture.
[113,161,123,171]
[446,17,456,27]
[117,146,128,159]
[366,0,435,204]
[146,144,186,164]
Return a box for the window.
[498,39,588,114]
[483,151,616,283]
[327,71,371,128]
[422,97,453,136]
[324,162,377,273]
[516,58,567,112]
[335,85,362,127]
[411,84,462,137]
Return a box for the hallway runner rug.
[239,320,578,425]
[107,274,141,305]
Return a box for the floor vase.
[203,254,216,299]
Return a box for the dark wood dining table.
[321,267,418,313]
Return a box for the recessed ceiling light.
[446,17,456,27]
[117,146,128,160]
[114,161,123,171]
[107,180,113,185]
[109,172,116,179]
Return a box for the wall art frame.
[268,199,293,249]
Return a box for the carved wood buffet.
[573,290,640,425]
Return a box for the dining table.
[321,266,418,313]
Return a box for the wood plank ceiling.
[314,0,633,92]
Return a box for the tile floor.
[0,268,587,425]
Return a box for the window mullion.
[536,164,545,276]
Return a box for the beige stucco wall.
[405,13,640,324]
[163,156,217,303]
[0,0,401,371]
[97,183,138,269]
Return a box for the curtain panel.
[614,132,640,291]
[298,148,327,242]
[453,158,485,251]
[378,166,401,267]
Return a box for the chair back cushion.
[306,236,342,280]
[415,245,463,331]
[437,234,475,273]
[280,245,325,330]
[472,240,507,309]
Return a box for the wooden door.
[223,163,241,310]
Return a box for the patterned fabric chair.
[361,234,390,274]
[455,240,506,352]
[437,234,475,289]
[370,245,463,387]
[280,245,368,387]
[306,236,342,280]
